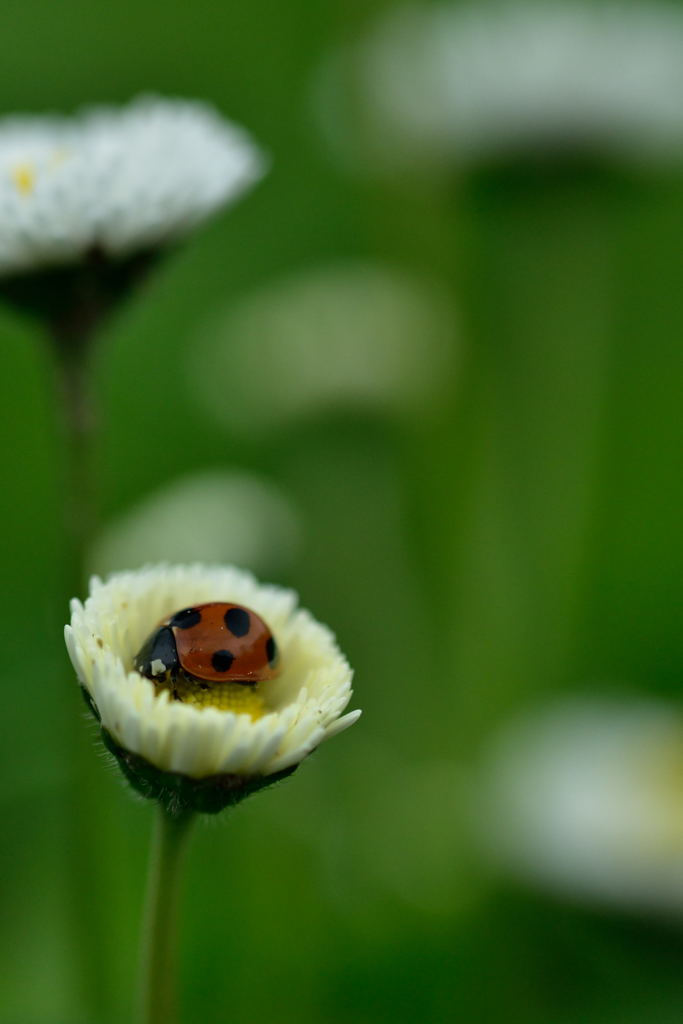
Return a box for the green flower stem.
[49,321,112,1019]
[24,254,161,1020]
[51,322,98,595]
[138,807,195,1024]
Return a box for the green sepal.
[0,245,162,346]
[80,685,101,722]
[100,727,298,817]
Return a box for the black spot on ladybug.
[135,626,179,679]
[211,649,234,673]
[170,607,202,629]
[266,635,278,668]
[225,606,250,637]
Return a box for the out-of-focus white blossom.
[0,96,264,274]
[321,2,683,171]
[477,698,683,916]
[192,262,456,436]
[91,472,301,579]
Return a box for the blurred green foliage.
[3,1,683,1022]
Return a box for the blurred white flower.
[65,564,359,786]
[192,262,456,436]
[323,1,683,171]
[476,698,683,915]
[91,471,301,579]
[0,95,264,275]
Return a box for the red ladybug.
[134,602,279,691]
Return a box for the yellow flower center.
[10,150,69,196]
[158,675,265,719]
[11,163,36,195]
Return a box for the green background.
[3,1,683,1022]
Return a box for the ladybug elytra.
[134,602,280,716]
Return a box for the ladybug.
[134,602,280,704]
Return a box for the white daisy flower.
[476,698,683,916]
[65,564,359,812]
[0,95,264,276]
[191,261,456,437]
[325,1,683,171]
[90,471,302,579]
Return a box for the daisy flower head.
[65,564,359,815]
[0,95,265,276]
[91,471,302,580]
[323,1,683,174]
[192,261,456,438]
[476,698,683,917]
